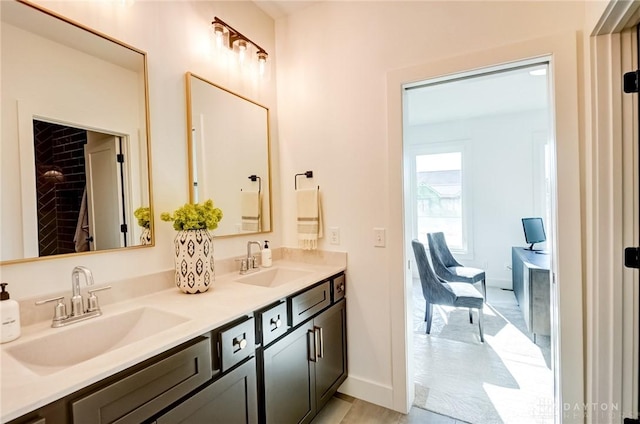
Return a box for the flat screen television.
[522,217,546,251]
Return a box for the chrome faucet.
[35,266,111,328]
[241,241,262,274]
[71,265,94,317]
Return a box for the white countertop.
[0,260,345,422]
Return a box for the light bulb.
[213,23,225,49]
[236,40,247,64]
[257,51,268,76]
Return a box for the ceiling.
[405,64,550,126]
[253,0,320,20]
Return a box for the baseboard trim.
[338,375,395,410]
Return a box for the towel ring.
[248,175,261,193]
[295,170,316,190]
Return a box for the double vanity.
[1,255,347,424]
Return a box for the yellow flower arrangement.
[160,199,223,231]
[134,206,151,229]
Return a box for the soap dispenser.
[0,283,21,343]
[262,240,272,268]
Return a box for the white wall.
[275,0,586,413]
[0,0,279,299]
[406,110,550,289]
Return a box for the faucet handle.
[35,296,68,323]
[235,258,248,273]
[86,286,111,312]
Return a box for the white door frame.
[588,2,640,420]
[387,32,584,422]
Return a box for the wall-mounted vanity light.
[212,17,269,76]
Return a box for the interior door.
[84,135,124,250]
[622,24,640,424]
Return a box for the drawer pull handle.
[270,317,282,330]
[314,326,324,359]
[308,330,317,362]
[234,337,247,350]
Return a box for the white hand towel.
[296,188,323,250]
[74,186,90,252]
[241,190,261,232]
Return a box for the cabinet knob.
[270,317,282,329]
[234,338,247,350]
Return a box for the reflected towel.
[296,188,323,250]
[241,190,261,232]
[74,187,90,252]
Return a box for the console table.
[511,247,551,343]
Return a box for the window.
[412,144,470,254]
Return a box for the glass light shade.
[213,23,226,49]
[257,51,268,76]
[235,39,248,65]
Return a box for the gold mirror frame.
[1,0,154,264]
[185,72,272,238]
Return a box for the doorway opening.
[402,59,558,423]
[32,119,130,255]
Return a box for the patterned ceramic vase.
[140,227,152,245]
[173,229,214,294]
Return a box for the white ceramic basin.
[235,266,313,288]
[5,307,189,376]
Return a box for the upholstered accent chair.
[427,232,487,301]
[412,240,484,342]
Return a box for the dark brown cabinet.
[7,272,346,424]
[154,358,258,424]
[262,298,347,424]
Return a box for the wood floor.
[310,393,468,424]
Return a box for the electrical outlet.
[373,228,386,247]
[329,227,340,245]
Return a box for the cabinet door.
[156,358,258,424]
[263,322,315,424]
[313,299,347,411]
[71,337,212,424]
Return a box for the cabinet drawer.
[331,274,346,302]
[257,301,288,347]
[289,281,331,327]
[218,317,255,372]
[71,337,212,424]
[155,357,258,424]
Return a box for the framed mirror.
[186,72,272,237]
[1,0,153,264]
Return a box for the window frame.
[408,140,473,259]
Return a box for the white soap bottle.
[0,283,21,343]
[262,240,272,268]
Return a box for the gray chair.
[412,239,484,342]
[427,232,487,301]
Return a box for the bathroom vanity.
[1,261,347,424]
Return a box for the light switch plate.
[373,228,386,247]
[329,227,340,245]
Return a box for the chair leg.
[425,302,433,334]
[482,279,487,302]
[468,308,473,324]
[478,308,484,342]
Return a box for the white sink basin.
[235,266,313,288]
[6,307,189,376]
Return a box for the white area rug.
[412,282,554,424]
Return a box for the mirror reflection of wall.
[186,72,272,237]
[0,0,153,263]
